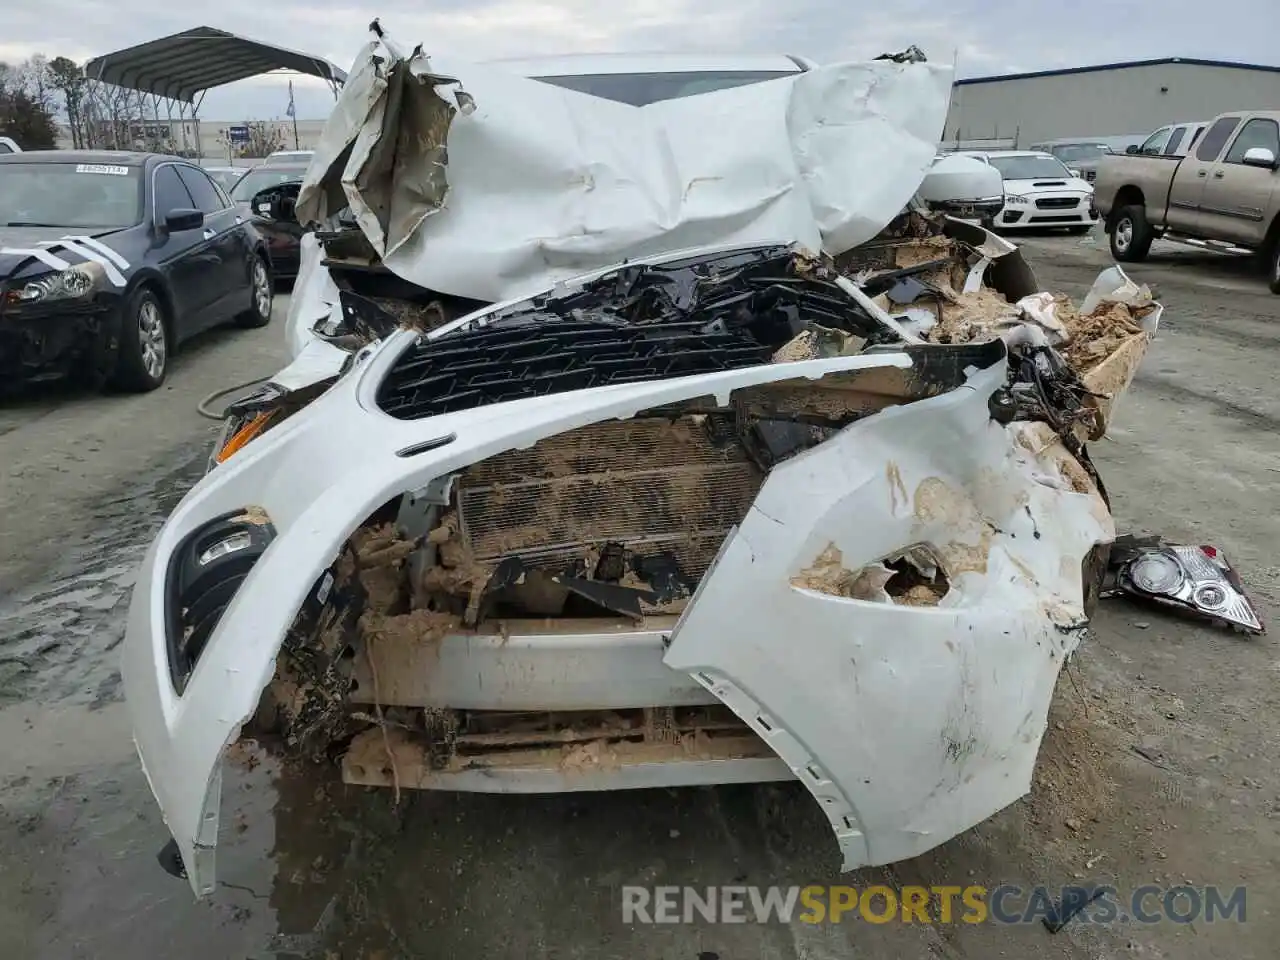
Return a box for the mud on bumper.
[124,321,1120,894]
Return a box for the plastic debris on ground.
[1103,535,1265,635]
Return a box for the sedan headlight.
[13,260,106,304]
[1004,194,1030,205]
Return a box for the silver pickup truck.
[1093,111,1280,293]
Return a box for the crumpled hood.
[297,29,953,304]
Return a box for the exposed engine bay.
[214,216,1162,802]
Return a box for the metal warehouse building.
[945,58,1280,147]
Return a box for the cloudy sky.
[4,0,1277,121]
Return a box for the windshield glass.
[0,161,143,229]
[1049,143,1109,162]
[533,69,796,106]
[230,167,308,202]
[988,155,1073,180]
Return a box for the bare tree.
[219,120,288,159]
[24,55,54,112]
[48,56,88,147]
[0,58,59,149]
[79,81,139,150]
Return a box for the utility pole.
[287,80,300,149]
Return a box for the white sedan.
[959,150,1098,232]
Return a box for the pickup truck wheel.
[1110,205,1153,262]
[1269,240,1280,294]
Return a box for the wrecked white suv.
[122,28,1161,898]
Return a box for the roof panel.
[84,26,347,103]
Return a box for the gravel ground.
[1,233,1277,959]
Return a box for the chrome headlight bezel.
[15,260,107,304]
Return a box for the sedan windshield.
[230,166,308,202]
[0,162,143,228]
[988,155,1073,180]
[533,69,797,106]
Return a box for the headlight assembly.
[13,260,107,304]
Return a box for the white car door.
[664,360,1113,870]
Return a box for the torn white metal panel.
[270,337,351,393]
[1077,266,1162,439]
[664,360,1113,871]
[300,32,951,303]
[282,232,343,365]
[295,40,383,225]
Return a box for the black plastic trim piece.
[164,509,276,694]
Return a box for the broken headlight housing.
[9,260,106,304]
[1106,536,1265,635]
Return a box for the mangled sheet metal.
[863,249,1162,442]
[123,24,1169,899]
[296,25,953,303]
[125,204,1165,895]
[296,22,465,257]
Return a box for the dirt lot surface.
[1,234,1277,959]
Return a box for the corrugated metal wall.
[945,63,1280,146]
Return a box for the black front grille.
[1035,197,1079,209]
[377,246,883,421]
[378,321,772,419]
[1029,215,1082,224]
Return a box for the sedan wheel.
[110,286,169,392]
[236,255,274,328]
[253,258,272,318]
[138,299,167,380]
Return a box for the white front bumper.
[998,191,1097,228]
[123,337,1113,896]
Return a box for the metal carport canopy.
[83,26,347,103]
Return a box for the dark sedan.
[0,151,273,392]
[228,163,308,280]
